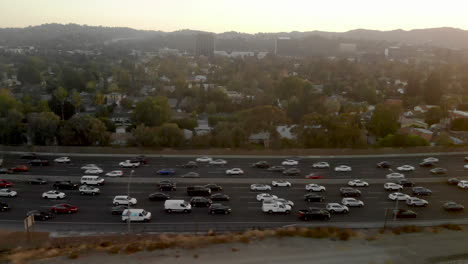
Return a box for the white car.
[272,180,291,187]
[384,183,403,191]
[397,165,415,172]
[256,193,278,202]
[54,157,71,163]
[457,180,468,189]
[326,203,349,213]
[281,160,298,166]
[0,189,17,197]
[79,185,100,195]
[196,157,212,163]
[250,184,271,191]
[348,180,369,187]
[42,190,66,199]
[423,157,439,163]
[113,195,137,206]
[341,198,364,207]
[386,172,405,179]
[119,160,140,168]
[335,165,352,172]
[209,159,227,166]
[81,164,99,170]
[226,168,244,175]
[406,197,428,207]
[388,192,410,201]
[105,170,124,177]
[305,183,326,192]
[312,162,330,168]
[272,198,294,207]
[84,168,103,174]
[464,164,468,170]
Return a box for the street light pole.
[127,170,134,234]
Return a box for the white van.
[80,175,105,186]
[262,201,292,214]
[121,209,151,222]
[164,200,192,213]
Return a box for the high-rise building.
[195,33,215,57]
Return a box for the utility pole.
[127,170,134,234]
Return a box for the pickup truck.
[262,201,291,214]
[119,160,140,168]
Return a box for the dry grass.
[439,224,463,231]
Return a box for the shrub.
[440,224,463,231]
[107,246,120,254]
[124,243,142,254]
[68,251,79,259]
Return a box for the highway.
[0,152,467,233]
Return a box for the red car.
[0,180,13,188]
[11,165,29,172]
[50,204,78,214]
[305,173,324,179]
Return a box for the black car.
[204,183,223,191]
[28,178,47,185]
[443,202,464,212]
[447,178,460,185]
[148,192,170,201]
[27,210,53,221]
[252,161,270,168]
[376,161,391,168]
[340,187,361,197]
[53,181,79,190]
[209,203,231,214]
[304,193,325,202]
[0,202,10,211]
[190,197,212,207]
[181,172,200,178]
[0,168,13,174]
[158,180,176,188]
[282,168,301,176]
[111,205,128,215]
[398,179,415,187]
[133,155,148,164]
[20,153,37,159]
[419,161,435,167]
[180,161,198,168]
[187,186,211,196]
[28,159,50,166]
[298,208,331,221]
[267,166,285,172]
[394,209,417,218]
[412,186,432,196]
[210,193,230,201]
[159,183,176,191]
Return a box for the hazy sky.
[1,0,468,33]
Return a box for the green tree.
[377,134,429,147]
[27,112,60,145]
[237,105,289,134]
[424,107,444,126]
[71,91,82,113]
[367,104,402,138]
[156,123,184,147]
[451,118,468,131]
[53,86,68,120]
[0,89,22,117]
[17,62,41,84]
[0,109,26,144]
[424,72,443,105]
[171,118,197,130]
[131,124,157,147]
[120,97,134,110]
[133,96,171,127]
[59,115,110,145]
[405,74,421,97]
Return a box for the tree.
[71,91,82,113]
[27,112,60,145]
[405,74,422,97]
[451,118,468,131]
[131,124,158,147]
[17,62,41,84]
[172,118,197,130]
[367,104,402,138]
[53,86,68,120]
[156,123,184,147]
[237,105,289,134]
[0,89,21,117]
[133,96,171,127]
[59,115,110,146]
[0,109,26,145]
[425,107,444,126]
[120,97,134,110]
[423,72,443,105]
[377,134,429,147]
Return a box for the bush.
[124,243,142,254]
[451,118,468,131]
[440,224,463,231]
[378,133,429,147]
[68,251,79,259]
[106,246,120,254]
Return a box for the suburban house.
[276,125,297,140]
[248,132,270,147]
[104,92,123,106]
[194,119,212,136]
[398,127,433,141]
[399,116,429,129]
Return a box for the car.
[447,178,460,185]
[0,168,13,174]
[42,190,66,199]
[348,179,369,187]
[51,204,78,214]
[204,183,223,191]
[304,193,325,202]
[27,210,53,220]
[209,159,227,166]
[334,165,352,172]
[298,208,331,221]
[0,189,17,197]
[406,197,428,207]
[412,186,432,196]
[158,180,176,189]
[272,198,294,207]
[398,178,415,187]
[340,187,361,197]
[187,186,211,196]
[209,203,231,214]
[0,202,10,211]
[457,180,468,189]
[282,168,301,176]
[465,164,468,170]
[54,157,71,163]
[341,198,364,207]
[190,197,212,207]
[272,180,291,187]
[119,160,140,168]
[252,161,270,168]
[84,168,103,174]
[113,195,137,206]
[180,161,199,168]
[305,183,326,192]
[164,200,192,213]
[443,201,464,212]
[282,160,299,166]
[53,181,79,190]
[394,209,417,218]
[122,209,151,222]
[312,162,330,168]
[20,153,37,159]
[397,165,415,171]
[305,173,324,179]
[24,159,48,166]
[81,164,99,170]
[105,170,124,177]
[388,192,410,201]
[210,193,230,201]
[159,183,176,191]
[384,183,403,191]
[419,161,435,167]
[28,178,47,185]
[196,157,212,163]
[79,185,100,195]
[250,184,271,191]
[225,168,244,175]
[376,161,391,168]
[133,155,148,164]
[11,165,29,172]
[256,193,278,202]
[267,166,286,172]
[111,205,129,215]
[181,172,200,178]
[157,168,176,175]
[0,180,13,188]
[326,203,349,213]
[386,172,405,179]
[423,157,439,163]
[148,192,170,201]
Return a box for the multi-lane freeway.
[0,152,467,233]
